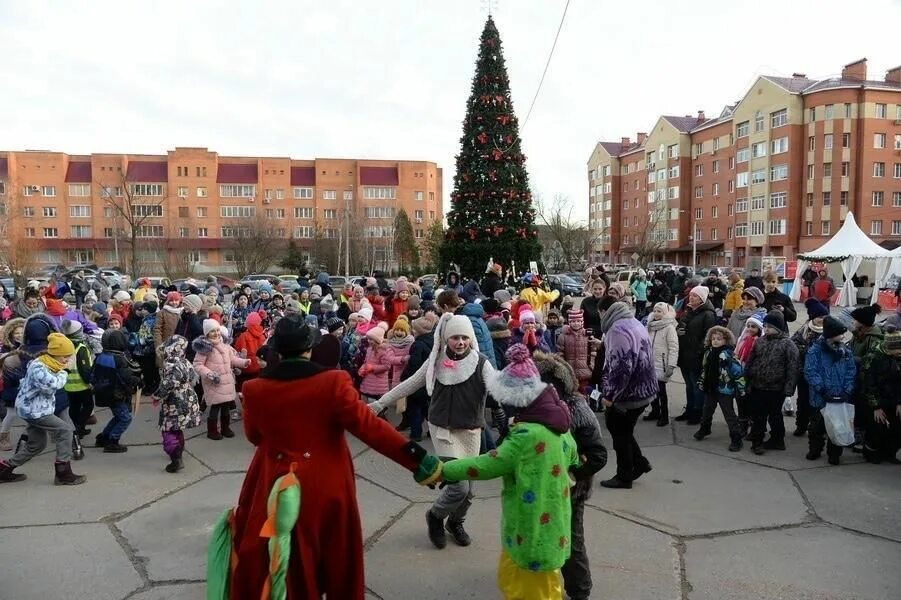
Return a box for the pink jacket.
[558,325,592,382]
[192,337,250,405]
[385,336,414,389]
[359,344,393,397]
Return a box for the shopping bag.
[822,402,856,447]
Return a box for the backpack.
[91,353,125,407]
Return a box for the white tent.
[790,213,893,306]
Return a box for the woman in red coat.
[230,315,438,599]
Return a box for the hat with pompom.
[203,319,220,335]
[487,343,548,407]
[850,304,881,327]
[804,298,829,320]
[365,321,389,344]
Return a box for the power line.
[521,0,571,130]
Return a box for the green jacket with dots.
[443,421,579,572]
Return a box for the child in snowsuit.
[93,329,143,453]
[694,326,746,451]
[543,309,563,353]
[152,336,202,473]
[0,332,85,485]
[558,309,593,393]
[193,319,250,440]
[860,326,901,464]
[442,344,579,600]
[385,316,414,428]
[358,322,393,403]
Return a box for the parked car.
[563,272,585,286]
[239,274,282,291]
[548,274,583,297]
[277,275,301,294]
[133,276,172,292]
[615,270,638,283]
[416,274,438,289]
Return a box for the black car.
[548,274,583,297]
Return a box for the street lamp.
[680,209,698,271]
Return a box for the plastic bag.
[822,402,856,447]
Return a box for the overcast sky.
[2,0,899,221]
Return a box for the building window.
[842,133,851,148]
[668,186,679,199]
[415,229,424,239]
[735,223,748,237]
[43,227,59,238]
[770,109,787,128]
[322,209,338,220]
[728,157,735,169]
[694,208,703,219]
[874,162,885,177]
[873,191,884,206]
[736,121,749,137]
[874,133,886,149]
[130,183,163,196]
[0,182,5,195]
[728,180,734,193]
[69,205,91,217]
[755,111,765,132]
[414,191,425,201]
[364,206,396,219]
[177,227,189,238]
[669,165,680,178]
[841,191,849,206]
[23,206,35,217]
[895,192,901,207]
[875,103,887,118]
[362,186,396,200]
[276,189,285,200]
[103,227,113,238]
[219,184,255,198]
[41,186,57,197]
[736,198,748,212]
[823,163,832,177]
[824,192,832,206]
[751,221,765,236]
[132,204,163,217]
[807,193,814,207]
[43,207,57,217]
[751,195,765,210]
[293,187,313,199]
[752,142,767,158]
[895,163,901,178]
[294,207,315,219]
[138,225,164,237]
[768,219,787,235]
[177,206,189,218]
[841,162,850,177]
[892,221,901,236]
[711,206,719,218]
[806,221,813,236]
[264,189,273,200]
[825,104,834,119]
[809,107,816,122]
[871,220,883,235]
[696,229,704,242]
[196,207,207,218]
[68,184,90,197]
[845,103,852,118]
[772,137,789,154]
[737,148,749,163]
[712,183,719,196]
[896,134,901,150]
[104,206,114,217]
[728,203,734,216]
[737,172,749,187]
[807,164,815,179]
[751,170,766,184]
[668,144,679,158]
[220,205,255,218]
[695,164,703,177]
[824,134,833,150]
[714,160,721,174]
[770,165,788,181]
[71,226,91,238]
[770,192,787,208]
[197,227,208,237]
[322,190,337,200]
[808,136,815,151]
[695,186,703,199]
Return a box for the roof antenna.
[482,0,497,17]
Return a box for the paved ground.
[2,307,900,599]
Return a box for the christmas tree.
[440,15,541,278]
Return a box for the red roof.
[217,163,258,183]
[0,157,7,178]
[65,161,92,183]
[126,161,168,182]
[290,166,316,186]
[360,166,398,186]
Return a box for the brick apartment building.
[0,147,442,274]
[587,58,901,268]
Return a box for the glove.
[368,400,383,414]
[414,455,444,487]
[664,366,675,379]
[358,364,372,377]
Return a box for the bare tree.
[96,174,170,277]
[0,182,40,286]
[225,211,283,278]
[534,193,594,271]
[628,199,670,267]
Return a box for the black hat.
[822,316,847,340]
[849,304,881,327]
[763,309,787,333]
[272,315,320,357]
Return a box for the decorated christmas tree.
[441,15,541,278]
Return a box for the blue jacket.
[15,359,68,420]
[804,338,857,410]
[456,302,497,368]
[699,345,746,397]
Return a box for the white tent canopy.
[790,213,893,306]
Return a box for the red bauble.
[491,148,504,161]
[489,170,498,182]
[477,132,489,144]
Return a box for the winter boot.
[15,433,28,454]
[103,440,128,453]
[72,432,84,461]
[219,411,235,438]
[445,519,472,547]
[600,476,632,489]
[0,431,12,451]
[395,413,411,432]
[643,399,660,422]
[86,414,97,425]
[656,398,669,427]
[632,459,653,481]
[0,460,26,483]
[693,425,712,441]
[426,510,447,549]
[54,461,86,485]
[95,433,109,448]
[686,410,702,426]
[762,437,786,451]
[207,418,222,441]
[165,451,184,473]
[728,434,743,452]
[673,408,690,422]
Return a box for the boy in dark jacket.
[402,313,438,441]
[694,326,746,451]
[93,329,143,453]
[859,326,901,464]
[804,317,857,465]
[533,351,606,600]
[745,310,799,454]
[762,272,797,323]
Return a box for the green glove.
[414,454,443,487]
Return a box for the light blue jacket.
[630,279,649,302]
[15,359,68,420]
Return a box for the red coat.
[386,297,408,327]
[233,324,266,376]
[231,361,420,599]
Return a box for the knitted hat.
[567,309,584,323]
[547,308,562,321]
[609,282,628,299]
[763,309,787,332]
[804,298,829,320]
[883,326,901,352]
[113,290,131,303]
[46,332,75,357]
[258,283,273,295]
[272,315,320,357]
[326,317,345,333]
[320,294,336,313]
[92,302,107,315]
[493,289,513,305]
[689,285,710,304]
[488,344,547,407]
[822,316,848,340]
[745,315,764,332]
[203,319,220,335]
[144,301,159,314]
[182,294,203,313]
[395,280,409,293]
[366,322,389,343]
[107,313,123,326]
[410,313,436,337]
[285,299,301,314]
[359,305,374,322]
[741,286,764,305]
[519,306,537,325]
[443,314,475,342]
[144,291,159,303]
[60,319,82,337]
[365,277,378,289]
[421,289,435,302]
[166,291,182,303]
[246,311,263,328]
[84,290,98,305]
[850,304,881,327]
[407,295,421,311]
[391,316,412,336]
[487,316,511,339]
[310,285,323,300]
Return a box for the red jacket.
[231,362,419,599]
[233,324,266,376]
